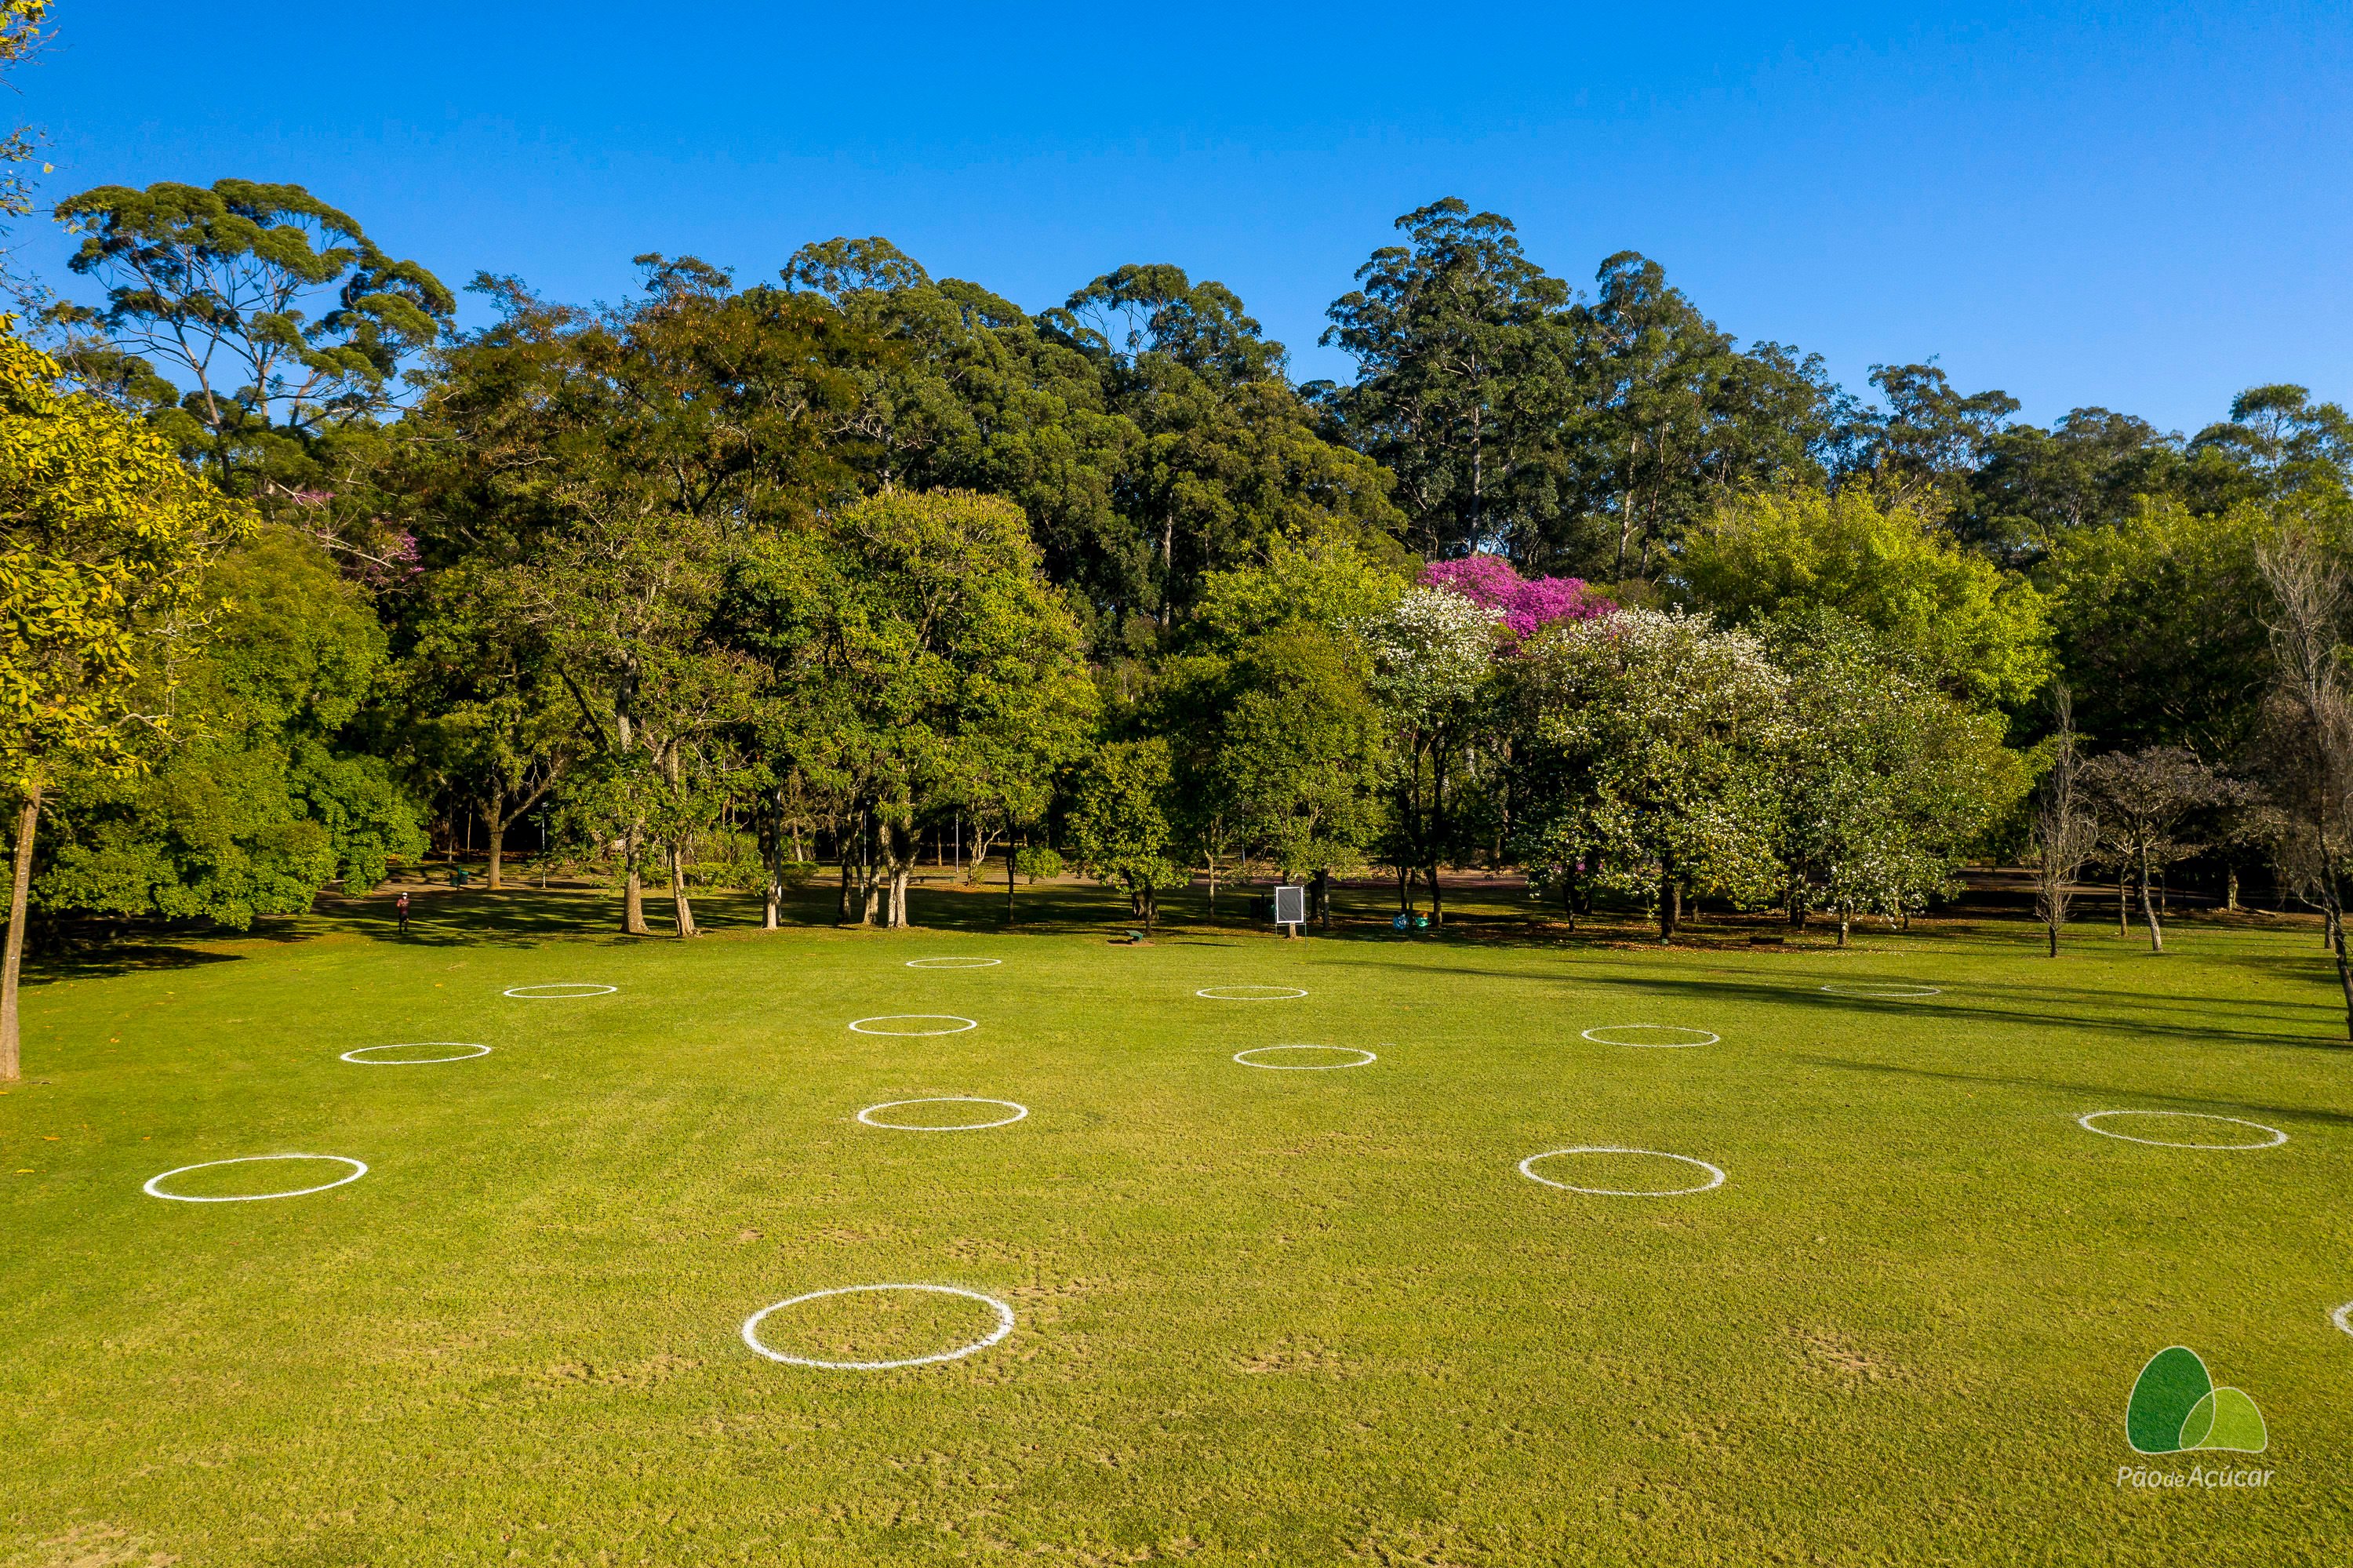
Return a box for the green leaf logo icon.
[2126,1347,2268,1455]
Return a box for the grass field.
[4,879,2350,1566]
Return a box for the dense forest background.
[12,137,2353,981]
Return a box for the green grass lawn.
[4,882,2350,1566]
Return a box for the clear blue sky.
[20,2,2351,433]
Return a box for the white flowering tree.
[1365,584,1504,925]
[1511,609,1787,941]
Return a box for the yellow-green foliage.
[1679,485,2052,708]
[0,325,251,789]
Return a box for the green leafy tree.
[1061,262,1405,626]
[1068,737,1186,932]
[1677,483,2052,709]
[2039,497,2278,758]
[410,258,872,934]
[782,238,1142,623]
[1965,407,2185,560]
[1317,198,1574,561]
[728,489,1095,930]
[35,527,420,931]
[2190,385,2352,506]
[48,179,453,566]
[1154,537,1405,917]
[391,560,575,890]
[1858,362,2020,506]
[1766,613,2028,944]
[0,323,249,1076]
[1561,253,1856,577]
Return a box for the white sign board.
[1273,884,1307,927]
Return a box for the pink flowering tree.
[1419,555,1612,641]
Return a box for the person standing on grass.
[397,890,410,937]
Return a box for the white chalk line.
[1580,1024,1718,1049]
[905,958,1002,970]
[144,1154,369,1202]
[848,1015,979,1036]
[857,1097,1028,1130]
[503,983,616,999]
[741,1283,1015,1370]
[1232,1045,1377,1070]
[2332,1301,2352,1338]
[1195,985,1307,1001]
[2075,1110,2287,1150]
[340,1042,490,1064]
[1518,1146,1726,1197]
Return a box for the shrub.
[1013,846,1064,883]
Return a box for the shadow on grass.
[25,944,245,984]
[1791,1053,2353,1130]
[1555,969,2353,1053]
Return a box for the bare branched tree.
[2082,747,2229,952]
[2031,687,2099,956]
[2253,528,2353,1039]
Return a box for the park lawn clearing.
[2,892,2350,1566]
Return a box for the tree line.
[11,147,2353,1074]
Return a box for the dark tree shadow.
[1788,1053,2353,1130]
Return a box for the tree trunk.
[2315,831,2353,1041]
[1837,904,1850,947]
[2046,917,2059,957]
[478,782,507,890]
[1006,835,1017,925]
[1315,868,1331,932]
[1207,855,1218,920]
[1396,862,1410,913]
[2226,866,2240,913]
[2116,866,2129,935]
[668,842,698,938]
[1657,863,1675,944]
[838,846,853,925]
[1,783,39,1082]
[2328,886,2353,1042]
[622,827,652,936]
[2138,853,2162,953]
[873,809,912,929]
[1427,860,1445,929]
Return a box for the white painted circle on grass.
[503,983,616,999]
[857,1097,1028,1130]
[144,1154,369,1202]
[740,1283,1015,1370]
[848,1015,979,1036]
[1233,1045,1377,1070]
[2333,1301,2353,1338]
[340,1042,491,1065]
[904,957,1002,970]
[1580,1024,1718,1049]
[2075,1111,2287,1150]
[1518,1147,1726,1196]
[1818,983,1940,999]
[1195,984,1307,1001]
